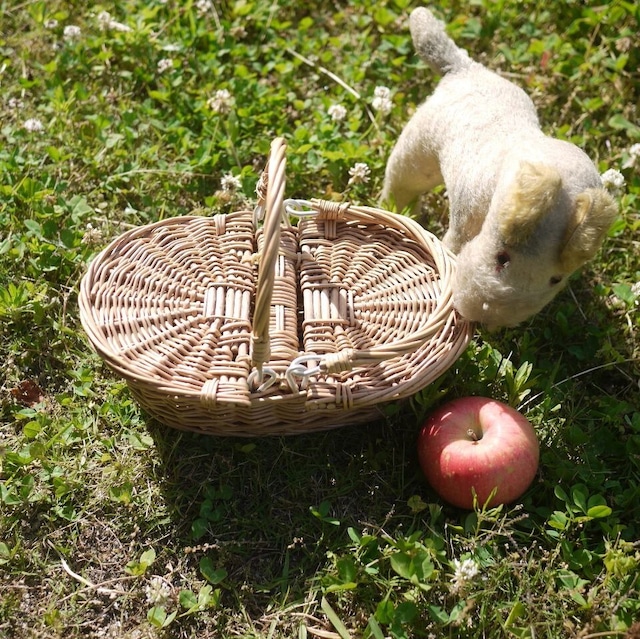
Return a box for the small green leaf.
[336,557,357,583]
[448,600,468,624]
[180,585,219,614]
[198,584,218,608]
[127,431,154,451]
[390,549,434,584]
[612,283,636,305]
[553,485,570,504]
[191,518,208,541]
[140,548,156,567]
[571,485,588,514]
[547,511,568,530]
[375,599,394,625]
[68,195,94,217]
[505,601,525,627]
[389,551,412,580]
[374,6,398,26]
[427,604,450,624]
[407,495,428,514]
[569,590,588,607]
[109,482,133,505]
[22,420,42,439]
[557,569,589,591]
[325,581,357,593]
[6,447,35,466]
[310,501,340,526]
[125,548,156,576]
[394,601,418,624]
[347,527,361,544]
[608,114,640,138]
[199,557,227,585]
[586,505,612,519]
[24,219,43,237]
[148,89,171,102]
[179,589,198,610]
[147,606,167,627]
[0,542,11,565]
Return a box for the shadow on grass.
[144,409,426,600]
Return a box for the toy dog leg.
[382,119,442,214]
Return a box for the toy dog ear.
[560,188,618,271]
[498,162,562,246]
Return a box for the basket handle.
[250,137,287,381]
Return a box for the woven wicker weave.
[79,138,472,436]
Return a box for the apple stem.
[467,428,480,443]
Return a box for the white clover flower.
[23,118,44,133]
[220,173,242,192]
[372,85,393,114]
[113,21,133,33]
[207,89,234,114]
[450,557,479,592]
[157,58,174,74]
[622,143,640,169]
[81,223,104,246]
[328,104,347,122]
[97,10,132,33]
[44,19,58,29]
[195,0,214,15]
[63,25,81,41]
[8,97,25,110]
[600,168,625,196]
[97,11,112,28]
[348,162,371,185]
[230,25,247,39]
[145,576,172,606]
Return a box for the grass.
[1,0,639,637]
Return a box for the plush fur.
[382,7,618,328]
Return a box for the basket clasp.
[285,354,322,390]
[284,199,318,218]
[247,367,279,393]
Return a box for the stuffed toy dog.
[382,7,618,328]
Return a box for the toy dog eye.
[496,251,511,270]
[549,275,563,286]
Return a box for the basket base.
[128,383,385,437]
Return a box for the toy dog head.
[453,162,618,328]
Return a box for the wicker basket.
[79,138,472,436]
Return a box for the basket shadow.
[144,409,425,599]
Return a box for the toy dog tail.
[409,7,471,74]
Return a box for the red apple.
[417,397,539,509]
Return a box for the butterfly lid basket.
[79,138,473,436]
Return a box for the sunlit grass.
[1,1,638,637]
